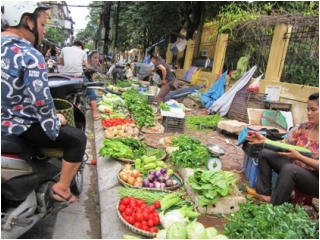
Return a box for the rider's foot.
[51,183,77,203]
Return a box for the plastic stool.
[293,188,318,212]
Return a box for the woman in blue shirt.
[1,1,86,203]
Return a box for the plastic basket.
[243,153,278,190]
[39,99,74,158]
[162,116,185,133]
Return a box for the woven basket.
[117,167,183,191]
[39,99,75,158]
[113,146,167,163]
[116,202,158,238]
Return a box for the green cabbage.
[160,210,188,229]
[156,229,167,239]
[166,222,187,239]
[206,227,219,238]
[186,222,207,239]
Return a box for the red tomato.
[149,227,158,233]
[133,222,142,229]
[142,211,149,220]
[153,216,160,225]
[140,203,147,209]
[147,219,154,227]
[91,159,97,165]
[136,199,145,206]
[125,208,133,216]
[127,216,135,225]
[141,220,148,226]
[135,213,143,222]
[121,198,130,206]
[118,204,126,212]
[141,226,150,232]
[153,201,161,209]
[148,205,156,213]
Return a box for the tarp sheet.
[199,71,227,109]
[208,65,258,116]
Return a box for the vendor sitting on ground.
[107,64,124,84]
[246,92,319,205]
[124,63,133,80]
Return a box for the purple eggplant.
[163,174,171,181]
[160,168,167,174]
[154,181,161,188]
[147,174,155,182]
[148,170,155,175]
[148,182,155,188]
[158,175,166,183]
[165,179,173,187]
[155,170,162,178]
[172,180,179,186]
[160,183,166,189]
[142,179,150,187]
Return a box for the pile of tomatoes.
[118,197,161,233]
[102,118,135,128]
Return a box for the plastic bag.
[247,76,261,92]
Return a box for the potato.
[117,125,122,130]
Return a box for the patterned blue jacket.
[1,36,61,140]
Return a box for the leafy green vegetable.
[159,102,170,111]
[98,139,133,159]
[166,222,187,239]
[170,135,210,168]
[122,89,155,128]
[186,169,237,206]
[224,202,319,239]
[185,115,226,131]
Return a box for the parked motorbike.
[1,75,103,239]
[46,56,57,73]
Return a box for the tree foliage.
[45,26,65,45]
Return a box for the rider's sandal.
[51,189,77,203]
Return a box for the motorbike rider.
[1,1,87,203]
[59,41,101,120]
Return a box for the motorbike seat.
[1,133,31,154]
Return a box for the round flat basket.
[117,167,183,191]
[113,146,166,164]
[116,202,157,238]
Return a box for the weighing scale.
[205,143,226,171]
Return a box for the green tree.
[45,26,65,45]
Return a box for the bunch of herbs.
[224,201,319,239]
[185,115,226,131]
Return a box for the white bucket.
[148,86,159,96]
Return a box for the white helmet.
[1,1,50,45]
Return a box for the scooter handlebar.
[83,81,104,87]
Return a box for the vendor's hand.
[57,113,67,125]
[278,148,302,160]
[162,80,166,85]
[246,132,266,145]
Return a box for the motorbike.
[1,75,103,239]
[46,56,56,73]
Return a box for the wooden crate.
[227,91,267,123]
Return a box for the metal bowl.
[206,143,226,156]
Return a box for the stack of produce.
[140,168,179,189]
[119,164,143,187]
[102,119,140,139]
[134,156,167,174]
[122,89,155,128]
[98,93,129,115]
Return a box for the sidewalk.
[94,109,246,239]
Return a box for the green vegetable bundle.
[122,89,155,128]
[98,139,133,159]
[185,115,226,131]
[170,135,210,168]
[224,202,319,239]
[186,169,237,206]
